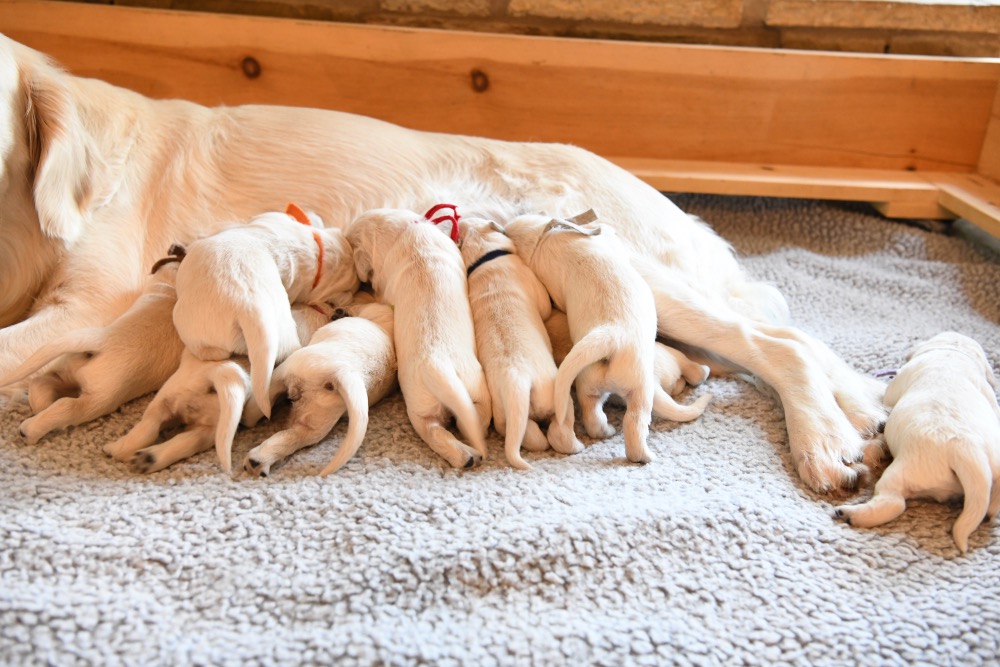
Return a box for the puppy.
[347,208,491,469]
[104,304,336,473]
[242,301,397,477]
[172,204,358,420]
[835,332,1000,553]
[459,217,583,469]
[505,212,711,463]
[545,309,710,396]
[0,260,184,445]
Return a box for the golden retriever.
[0,34,886,492]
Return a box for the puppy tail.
[0,327,105,387]
[241,308,298,420]
[502,373,534,471]
[553,327,619,426]
[212,362,251,474]
[950,442,993,554]
[651,387,713,423]
[426,364,488,458]
[319,374,370,477]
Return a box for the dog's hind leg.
[621,383,656,464]
[27,372,77,413]
[410,413,483,469]
[575,365,615,440]
[18,393,116,444]
[245,405,346,478]
[103,397,175,461]
[833,463,907,528]
[130,427,214,473]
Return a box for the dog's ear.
[23,56,91,245]
[352,246,374,284]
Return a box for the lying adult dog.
[0,34,886,492]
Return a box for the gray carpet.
[2,195,999,666]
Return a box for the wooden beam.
[1,0,999,172]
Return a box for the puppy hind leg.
[18,393,114,445]
[131,427,214,474]
[245,420,338,478]
[103,398,175,461]
[410,414,483,469]
[622,384,656,464]
[27,373,75,413]
[577,367,615,440]
[833,463,907,528]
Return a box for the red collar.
[423,203,460,244]
[286,202,323,289]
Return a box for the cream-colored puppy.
[835,332,1000,553]
[459,217,583,469]
[506,212,711,463]
[172,205,359,420]
[104,304,335,473]
[0,261,184,445]
[242,301,397,477]
[545,309,710,396]
[347,208,491,469]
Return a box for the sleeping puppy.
[0,260,184,445]
[172,204,358,420]
[545,309,710,396]
[242,301,397,478]
[459,217,583,470]
[104,303,337,473]
[835,332,1000,553]
[506,212,710,463]
[347,208,491,469]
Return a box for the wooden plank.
[1,1,999,172]
[978,80,1000,181]
[934,173,1000,239]
[612,157,953,218]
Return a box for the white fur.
[505,213,711,463]
[834,332,1000,553]
[347,209,491,469]
[0,262,183,444]
[0,34,887,492]
[459,217,582,469]
[242,302,397,478]
[104,304,334,473]
[172,209,358,420]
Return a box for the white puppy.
[347,208,491,469]
[172,204,358,420]
[104,304,336,473]
[242,301,397,478]
[545,309,710,397]
[459,217,583,469]
[835,332,1000,553]
[0,260,184,445]
[505,212,711,463]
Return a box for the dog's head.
[0,35,91,247]
[345,208,423,284]
[457,217,512,268]
[313,227,361,307]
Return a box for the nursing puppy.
[347,208,491,469]
[0,261,184,445]
[172,205,359,420]
[104,303,336,473]
[506,212,710,463]
[545,310,710,396]
[242,301,397,478]
[459,217,583,470]
[835,332,1000,553]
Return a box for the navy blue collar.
[466,249,511,277]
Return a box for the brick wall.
[77,0,1000,56]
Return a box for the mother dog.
[0,33,885,493]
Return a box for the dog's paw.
[831,507,853,525]
[243,453,273,478]
[129,448,163,474]
[833,370,889,438]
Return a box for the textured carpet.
[2,195,999,666]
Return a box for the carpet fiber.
[2,195,999,666]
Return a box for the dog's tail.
[652,386,713,423]
[0,327,107,388]
[425,363,488,458]
[950,441,993,554]
[553,326,620,426]
[501,372,534,471]
[319,373,371,477]
[212,361,251,474]
[240,306,299,420]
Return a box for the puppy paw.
[831,507,853,525]
[243,454,273,478]
[129,449,160,474]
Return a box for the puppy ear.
[23,57,91,245]
[352,247,374,284]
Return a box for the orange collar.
[286,202,323,289]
